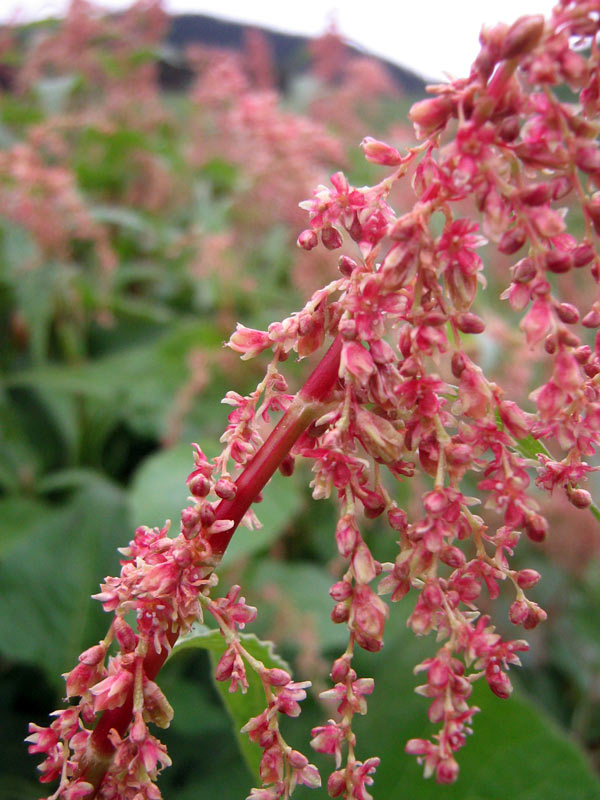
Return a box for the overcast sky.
[1,0,558,81]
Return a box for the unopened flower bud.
[445,442,472,466]
[188,473,210,498]
[555,302,579,324]
[456,311,485,334]
[517,569,541,589]
[279,454,295,477]
[498,226,526,255]
[387,507,408,532]
[509,599,530,625]
[524,512,548,542]
[362,490,386,518]
[575,145,600,174]
[331,602,350,624]
[361,136,402,166]
[338,255,357,277]
[297,229,318,250]
[331,655,351,683]
[113,617,137,653]
[585,362,600,378]
[181,505,200,531]
[321,226,343,250]
[436,757,459,784]
[78,644,106,666]
[440,545,466,568]
[498,115,520,142]
[200,503,216,528]
[582,308,600,328]
[330,580,353,602]
[519,182,552,206]
[523,602,547,629]
[214,478,237,500]
[451,351,467,378]
[267,668,292,686]
[486,662,513,699]
[574,345,591,364]
[573,242,595,267]
[569,488,592,509]
[512,257,536,283]
[501,14,545,60]
[336,517,359,557]
[545,249,572,273]
[409,96,454,136]
[558,328,580,348]
[544,334,557,354]
[327,769,347,797]
[288,749,309,769]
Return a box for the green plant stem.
[81,335,342,794]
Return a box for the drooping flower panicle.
[28,1,600,798]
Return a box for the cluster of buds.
[29,2,600,799]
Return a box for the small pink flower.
[310,721,345,767]
[340,341,375,386]
[89,664,133,712]
[228,324,272,360]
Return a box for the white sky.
[1,0,558,81]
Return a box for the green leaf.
[128,441,193,530]
[171,622,290,780]
[0,480,130,683]
[7,320,222,438]
[513,432,552,461]
[223,470,303,565]
[249,560,349,650]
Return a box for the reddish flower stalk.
[72,336,343,796]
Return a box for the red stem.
[82,335,342,791]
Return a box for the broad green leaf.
[128,441,193,531]
[0,480,129,683]
[223,470,303,565]
[249,560,349,650]
[171,622,290,779]
[0,496,48,556]
[7,320,222,438]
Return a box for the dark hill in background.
[161,14,428,95]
